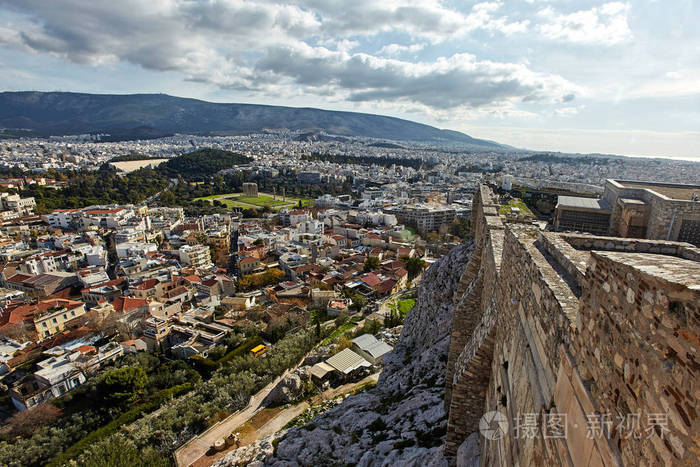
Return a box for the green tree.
[350,293,366,311]
[364,256,380,271]
[404,256,426,280]
[98,367,147,404]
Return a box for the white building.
[116,241,157,259]
[43,209,82,230]
[0,192,36,216]
[179,244,213,270]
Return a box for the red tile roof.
[134,278,159,290]
[182,274,202,284]
[376,279,397,294]
[110,296,148,313]
[360,272,382,287]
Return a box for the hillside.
[0,91,502,147]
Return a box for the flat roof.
[557,196,611,212]
[352,334,393,359]
[614,180,700,201]
[310,362,335,379]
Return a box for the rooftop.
[614,179,700,201]
[556,195,611,212]
[325,348,371,374]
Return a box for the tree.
[404,256,426,280]
[334,311,349,327]
[364,256,379,271]
[449,217,470,239]
[5,403,62,438]
[98,367,147,404]
[350,293,366,311]
[335,336,352,353]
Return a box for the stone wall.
[445,184,700,466]
[570,251,700,465]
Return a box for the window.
[42,322,47,328]
[71,310,75,316]
[52,318,57,324]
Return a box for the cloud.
[537,2,632,45]
[0,0,571,115]
[377,43,427,56]
[303,0,529,42]
[253,45,580,113]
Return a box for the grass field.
[390,298,415,318]
[235,194,288,207]
[499,198,533,216]
[194,192,313,210]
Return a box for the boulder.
[262,373,304,406]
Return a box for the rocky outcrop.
[263,367,309,407]
[215,242,473,467]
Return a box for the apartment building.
[396,204,456,232]
[32,299,87,339]
[0,193,36,216]
[178,244,213,270]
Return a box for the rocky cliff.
[215,242,473,467]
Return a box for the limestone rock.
[262,373,304,407]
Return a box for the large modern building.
[395,204,456,232]
[554,179,700,245]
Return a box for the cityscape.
[0,1,698,467]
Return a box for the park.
[194,192,313,211]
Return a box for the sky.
[0,0,699,160]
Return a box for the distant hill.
[0,91,503,147]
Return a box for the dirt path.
[174,368,294,467]
[189,372,381,467]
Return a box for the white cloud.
[537,2,632,45]
[377,43,427,56]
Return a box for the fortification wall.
[445,185,700,466]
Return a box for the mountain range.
[0,91,503,147]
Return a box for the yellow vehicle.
[250,344,267,357]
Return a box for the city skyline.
[1,1,699,159]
